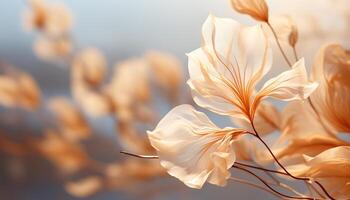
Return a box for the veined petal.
[188,15,272,119]
[257,58,318,101]
[147,104,243,189]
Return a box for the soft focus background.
[0,0,349,199]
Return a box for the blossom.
[34,36,72,61]
[145,50,183,101]
[229,0,269,22]
[47,98,90,142]
[286,146,350,199]
[72,48,107,88]
[188,15,317,122]
[147,105,246,188]
[310,44,350,133]
[0,67,41,110]
[23,0,72,36]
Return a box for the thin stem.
[267,23,292,67]
[120,151,158,159]
[250,123,335,200]
[236,162,306,197]
[235,162,287,176]
[293,46,299,61]
[229,177,282,199]
[233,165,316,200]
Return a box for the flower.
[187,15,317,123]
[286,146,350,199]
[145,50,183,101]
[72,48,107,88]
[34,36,72,61]
[0,67,41,110]
[229,0,269,22]
[310,44,350,133]
[147,105,246,189]
[23,0,72,36]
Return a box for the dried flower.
[34,36,72,61]
[72,48,107,87]
[24,0,72,36]
[148,105,245,188]
[0,68,41,110]
[34,130,89,174]
[188,15,317,122]
[229,0,269,22]
[311,44,350,133]
[65,176,103,198]
[286,146,350,199]
[145,50,183,101]
[47,97,90,141]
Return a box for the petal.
[257,58,318,101]
[147,104,239,188]
[229,0,269,22]
[188,15,272,119]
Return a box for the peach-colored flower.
[24,0,72,36]
[47,98,90,141]
[65,176,103,198]
[34,36,72,61]
[72,48,107,87]
[229,0,269,22]
[72,83,113,117]
[33,130,89,174]
[188,15,317,122]
[311,44,350,133]
[107,58,151,121]
[145,50,183,101]
[0,68,41,110]
[148,105,246,188]
[286,146,350,199]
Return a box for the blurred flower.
[47,97,90,142]
[72,83,113,117]
[267,15,299,47]
[23,0,72,36]
[117,120,154,154]
[65,176,104,198]
[311,44,350,133]
[33,130,89,174]
[229,0,269,22]
[34,36,72,61]
[72,48,107,88]
[0,68,41,110]
[188,15,317,122]
[148,105,245,189]
[107,58,151,121]
[145,50,183,102]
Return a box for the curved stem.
[233,165,316,200]
[250,123,335,200]
[229,177,282,199]
[267,23,292,67]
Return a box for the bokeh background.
[0,0,349,199]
